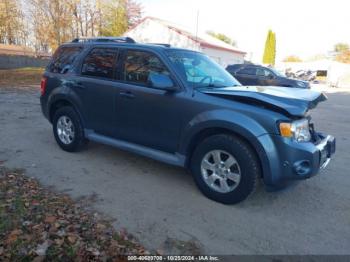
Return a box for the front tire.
[191,134,260,204]
[52,106,87,152]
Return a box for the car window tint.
[81,48,118,79]
[123,50,170,86]
[49,46,82,74]
[264,69,274,77]
[226,65,237,71]
[237,67,256,75]
[256,68,273,77]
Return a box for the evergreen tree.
[262,30,276,65]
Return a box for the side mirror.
[148,73,177,91]
[268,74,275,79]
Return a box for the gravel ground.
[0,87,349,255]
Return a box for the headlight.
[279,119,311,142]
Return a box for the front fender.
[179,109,278,184]
[180,109,268,150]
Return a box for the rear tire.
[191,134,260,204]
[52,106,87,152]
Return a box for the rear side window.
[226,65,237,71]
[81,48,118,79]
[237,67,256,75]
[49,46,82,74]
[123,50,170,86]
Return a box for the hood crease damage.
[199,86,327,117]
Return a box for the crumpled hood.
[199,85,327,117]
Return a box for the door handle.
[119,91,135,99]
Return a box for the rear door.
[72,47,119,137]
[234,66,257,85]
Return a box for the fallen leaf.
[6,229,22,244]
[44,215,56,223]
[55,238,64,246]
[67,235,77,244]
[32,256,45,262]
[57,229,66,237]
[96,223,106,231]
[35,240,50,256]
[87,247,100,256]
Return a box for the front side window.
[237,67,256,76]
[256,68,273,77]
[81,48,118,79]
[123,50,170,86]
[167,50,241,88]
[49,46,82,74]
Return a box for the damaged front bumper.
[260,132,336,189]
[316,134,336,169]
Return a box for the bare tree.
[0,0,27,45]
[30,0,79,51]
[127,0,143,28]
[68,0,100,38]
[27,0,142,52]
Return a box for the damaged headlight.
[279,119,311,142]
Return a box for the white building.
[125,17,246,67]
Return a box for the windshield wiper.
[198,84,238,89]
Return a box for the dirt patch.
[0,68,43,91]
[0,166,147,261]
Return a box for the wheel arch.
[48,95,86,127]
[186,127,265,174]
[180,113,273,180]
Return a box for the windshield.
[167,50,241,88]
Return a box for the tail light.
[40,77,48,96]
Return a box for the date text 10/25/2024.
[127,255,220,261]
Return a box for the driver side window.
[123,50,170,86]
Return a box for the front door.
[115,50,183,153]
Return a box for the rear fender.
[47,86,86,126]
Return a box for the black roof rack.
[71,37,136,43]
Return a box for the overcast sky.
[140,0,350,62]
